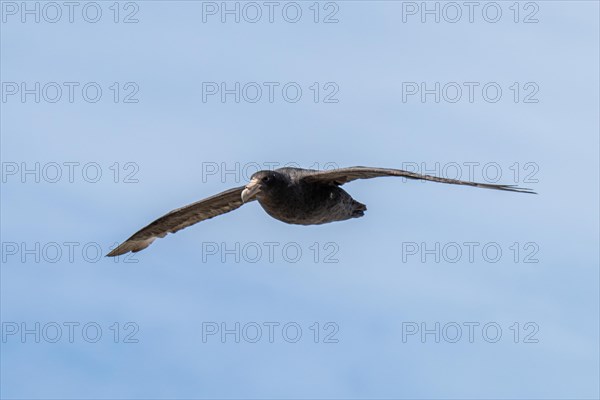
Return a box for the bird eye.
[262,176,271,183]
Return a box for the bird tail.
[352,201,367,218]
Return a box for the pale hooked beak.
[241,178,261,203]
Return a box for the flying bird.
[106,166,535,256]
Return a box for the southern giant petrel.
[106,166,535,256]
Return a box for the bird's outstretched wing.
[300,166,536,194]
[106,186,249,256]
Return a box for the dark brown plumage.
[106,166,535,256]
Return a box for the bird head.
[241,170,288,203]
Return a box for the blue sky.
[1,1,599,399]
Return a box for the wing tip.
[498,185,538,194]
[105,248,123,257]
[105,237,156,257]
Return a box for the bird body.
[106,166,535,257]
[253,169,366,225]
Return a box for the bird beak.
[241,178,261,203]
